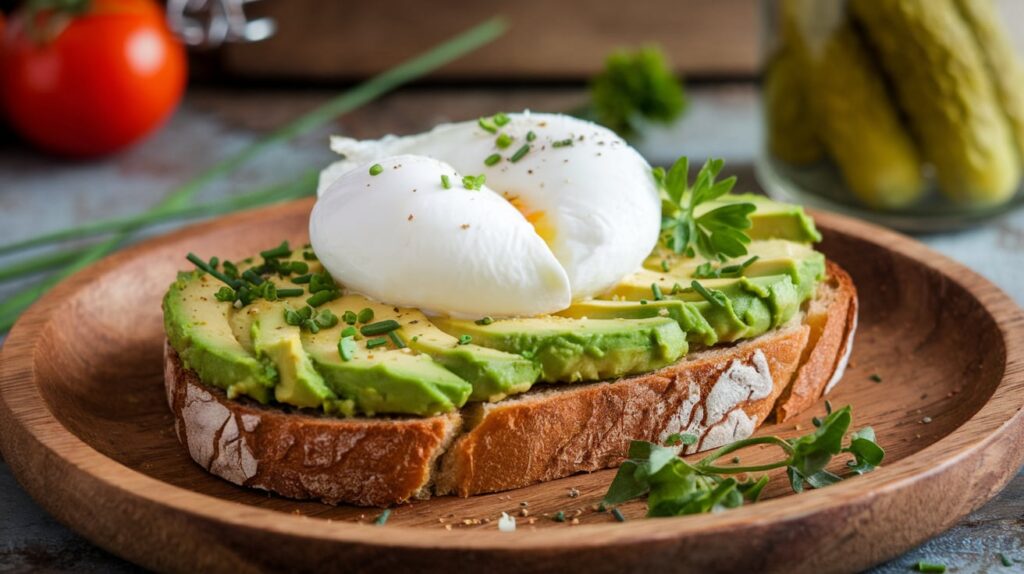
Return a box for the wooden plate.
[2,199,1023,574]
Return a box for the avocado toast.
[162,113,857,507]
[163,198,856,506]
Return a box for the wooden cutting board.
[1,199,1022,573]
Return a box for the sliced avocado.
[303,296,473,416]
[163,271,275,403]
[249,303,337,408]
[556,299,718,347]
[433,316,687,383]
[633,240,825,303]
[399,316,541,402]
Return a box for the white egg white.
[310,155,571,318]
[317,112,661,302]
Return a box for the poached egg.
[311,112,661,317]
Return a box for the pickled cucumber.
[955,0,1024,164]
[764,48,822,166]
[764,2,823,166]
[850,0,1020,207]
[808,24,924,209]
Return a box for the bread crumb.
[444,524,453,531]
[570,518,580,525]
[519,508,529,517]
[921,416,933,424]
[568,488,580,498]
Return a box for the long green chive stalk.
[0,169,318,257]
[0,17,507,333]
[0,170,316,287]
[0,248,88,282]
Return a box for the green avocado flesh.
[162,195,824,417]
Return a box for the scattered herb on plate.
[602,405,883,517]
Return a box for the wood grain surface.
[219,0,759,80]
[1,199,1023,574]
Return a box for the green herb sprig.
[588,46,686,140]
[603,405,883,517]
[657,157,755,261]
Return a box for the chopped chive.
[493,112,510,126]
[660,259,670,272]
[478,117,497,133]
[242,269,264,285]
[208,256,219,268]
[509,144,530,163]
[526,130,536,142]
[291,273,312,284]
[475,316,494,325]
[651,283,664,301]
[357,307,375,323]
[496,133,513,149]
[596,502,607,512]
[552,139,573,148]
[369,164,384,176]
[343,310,357,325]
[552,510,566,522]
[302,250,317,261]
[611,508,626,522]
[639,300,648,305]
[915,562,946,573]
[276,288,305,297]
[260,240,291,259]
[484,153,501,166]
[341,326,357,338]
[999,553,1013,567]
[441,174,451,189]
[315,309,339,328]
[307,290,339,307]
[360,319,401,336]
[186,253,240,289]
[670,282,684,295]
[825,400,833,414]
[869,373,883,383]
[458,334,472,345]
[462,174,486,190]
[214,286,236,302]
[366,336,388,349]
[284,308,303,326]
[811,416,823,427]
[290,261,309,274]
[373,509,391,525]
[388,331,406,349]
[691,280,728,309]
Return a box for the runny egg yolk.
[505,193,555,246]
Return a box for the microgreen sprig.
[603,405,883,517]
[657,157,755,261]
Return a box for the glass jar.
[757,0,1024,231]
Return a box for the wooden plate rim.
[1,200,1023,553]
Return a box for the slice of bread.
[165,262,857,507]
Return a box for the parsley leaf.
[658,157,755,261]
[603,404,884,518]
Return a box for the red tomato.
[1,0,186,157]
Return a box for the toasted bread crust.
[775,261,859,421]
[165,344,461,506]
[434,325,809,496]
[165,263,858,506]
